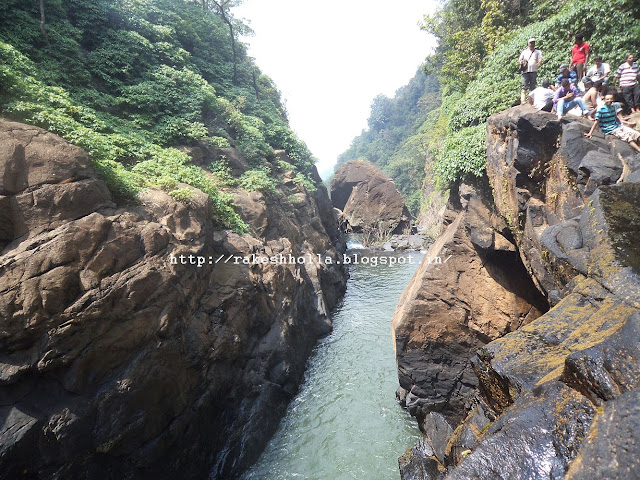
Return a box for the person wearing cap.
[519,38,543,104]
[586,56,611,84]
[569,34,590,80]
[556,65,578,87]
[612,54,640,114]
[528,79,555,112]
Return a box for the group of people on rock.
[518,36,640,153]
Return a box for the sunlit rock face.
[0,119,347,479]
[392,177,548,425]
[396,106,640,480]
[330,160,412,235]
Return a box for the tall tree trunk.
[222,13,238,85]
[212,1,239,85]
[229,28,238,85]
[39,0,50,45]
[252,67,259,99]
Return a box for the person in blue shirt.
[556,64,578,87]
[584,92,640,153]
[554,79,588,120]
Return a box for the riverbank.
[243,247,424,479]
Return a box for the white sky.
[233,1,438,179]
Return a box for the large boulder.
[429,183,640,480]
[397,106,640,480]
[330,160,412,234]
[392,178,548,425]
[485,105,639,298]
[0,119,347,479]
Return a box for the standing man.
[570,34,590,81]
[612,54,640,114]
[519,37,543,105]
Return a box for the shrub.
[293,172,318,193]
[209,160,237,187]
[240,167,278,195]
[433,124,487,187]
[168,187,197,203]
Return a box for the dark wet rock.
[443,399,493,466]
[599,183,640,274]
[398,437,444,480]
[330,160,412,234]
[626,168,640,183]
[485,106,639,296]
[444,382,595,480]
[421,413,453,464]
[0,119,347,479]
[565,389,640,480]
[578,150,622,194]
[397,106,640,480]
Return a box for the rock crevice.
[396,106,640,480]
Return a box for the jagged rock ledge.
[394,106,640,479]
[0,119,347,479]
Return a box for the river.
[242,243,423,480]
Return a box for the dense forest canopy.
[0,0,319,232]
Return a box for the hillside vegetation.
[0,0,319,232]
[339,0,640,219]
[337,71,440,215]
[426,0,640,186]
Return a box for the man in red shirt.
[570,34,590,81]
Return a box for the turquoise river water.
[242,245,423,480]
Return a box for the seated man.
[554,78,588,119]
[584,92,640,154]
[556,64,578,87]
[585,55,611,84]
[583,80,605,117]
[528,79,555,112]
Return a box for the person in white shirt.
[528,79,555,112]
[519,37,543,104]
[585,56,611,84]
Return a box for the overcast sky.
[233,1,438,179]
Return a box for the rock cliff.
[330,160,412,235]
[0,119,347,479]
[395,106,640,479]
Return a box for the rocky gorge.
[0,118,348,479]
[394,105,640,479]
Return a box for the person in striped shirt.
[584,92,640,153]
[612,54,640,113]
